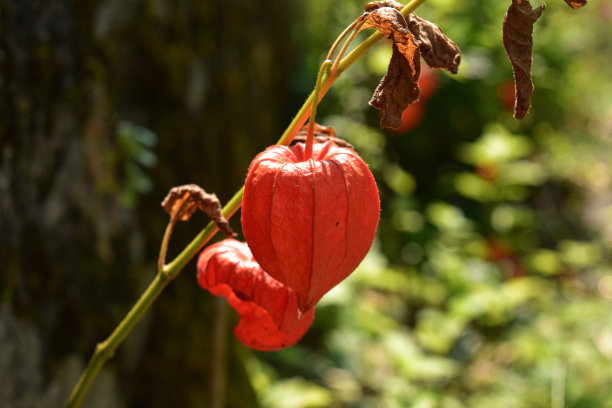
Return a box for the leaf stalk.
[304,60,333,160]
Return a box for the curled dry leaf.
[197,239,315,351]
[293,123,354,149]
[406,14,461,74]
[563,0,587,8]
[502,0,546,119]
[161,184,235,237]
[361,6,421,129]
[360,3,460,129]
[365,0,404,11]
[297,122,336,138]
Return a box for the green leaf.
[457,124,533,164]
[262,378,334,408]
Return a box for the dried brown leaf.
[502,0,545,119]
[406,14,461,74]
[563,0,587,8]
[293,123,354,149]
[365,1,461,73]
[361,6,421,129]
[365,0,404,11]
[162,184,235,237]
[296,122,336,138]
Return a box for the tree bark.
[0,0,297,406]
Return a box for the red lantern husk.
[197,239,315,351]
[242,140,380,312]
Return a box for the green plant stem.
[331,19,366,75]
[304,60,332,160]
[157,221,174,272]
[326,19,360,61]
[163,187,244,279]
[275,0,425,144]
[66,191,243,408]
[67,274,167,408]
[67,1,427,406]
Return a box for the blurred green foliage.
[5,0,609,406]
[111,121,158,207]
[246,1,612,407]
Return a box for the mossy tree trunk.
[0,0,298,406]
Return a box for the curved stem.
[275,0,423,144]
[305,60,332,160]
[67,190,242,408]
[336,0,427,75]
[331,19,365,75]
[326,18,361,61]
[163,187,244,279]
[157,222,174,273]
[67,1,427,406]
[67,274,168,408]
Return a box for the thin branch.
[331,19,366,75]
[326,18,363,61]
[158,222,174,274]
[67,274,168,408]
[66,1,429,406]
[276,0,428,145]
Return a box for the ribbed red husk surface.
[197,239,315,351]
[242,141,380,312]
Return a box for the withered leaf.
[361,6,421,129]
[502,0,546,119]
[563,0,587,8]
[406,14,461,74]
[162,184,235,237]
[296,122,336,138]
[293,123,354,149]
[365,0,404,11]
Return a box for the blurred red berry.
[418,67,440,101]
[497,79,516,113]
[388,68,439,134]
[390,102,426,134]
[475,163,499,181]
